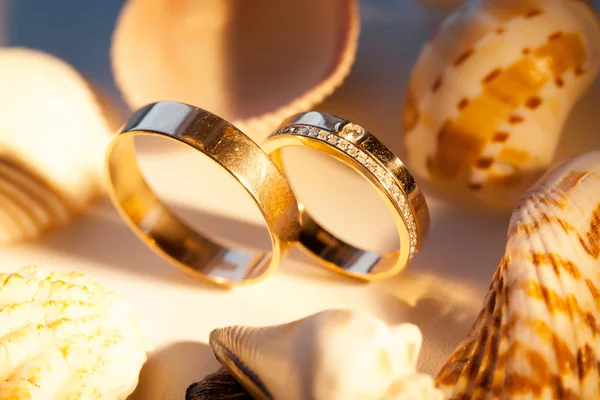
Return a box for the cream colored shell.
[0,48,112,244]
[0,266,150,399]
[436,151,600,398]
[209,309,443,400]
[111,0,359,140]
[403,0,600,209]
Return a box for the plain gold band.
[105,101,301,287]
[262,112,429,281]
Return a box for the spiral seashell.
[436,151,600,398]
[202,309,444,400]
[0,266,151,399]
[0,48,113,244]
[111,0,359,140]
[402,0,600,209]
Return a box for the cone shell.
[0,48,113,244]
[111,0,359,140]
[208,309,444,400]
[436,151,600,398]
[0,266,151,399]
[402,0,600,209]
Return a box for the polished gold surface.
[262,111,429,281]
[105,101,301,287]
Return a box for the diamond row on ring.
[270,125,418,259]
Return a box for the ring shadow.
[371,270,484,376]
[34,185,510,294]
[417,204,508,285]
[35,197,344,289]
[128,341,221,400]
[396,292,479,376]
[368,203,509,375]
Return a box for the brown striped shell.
[436,151,600,398]
[402,0,600,210]
[111,0,359,141]
[0,48,112,244]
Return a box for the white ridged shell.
[0,48,112,244]
[437,151,600,398]
[209,309,443,400]
[0,266,151,399]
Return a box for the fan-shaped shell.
[111,0,359,140]
[206,309,443,400]
[0,48,112,244]
[402,0,600,210]
[436,151,600,398]
[0,266,150,399]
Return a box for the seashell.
[202,309,444,400]
[0,48,113,244]
[186,368,252,400]
[0,266,151,399]
[436,151,600,398]
[111,0,359,140]
[402,0,600,210]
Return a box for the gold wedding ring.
[262,111,429,280]
[105,101,301,287]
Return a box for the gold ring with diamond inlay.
[262,111,430,281]
[105,101,301,288]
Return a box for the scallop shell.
[436,151,600,398]
[111,0,359,140]
[0,266,151,399]
[0,48,112,244]
[205,309,444,400]
[402,0,600,210]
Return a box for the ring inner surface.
[271,144,401,276]
[107,135,272,284]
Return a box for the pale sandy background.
[1,1,600,398]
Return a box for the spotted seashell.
[202,309,443,400]
[0,266,151,399]
[403,0,600,209]
[0,48,113,244]
[436,151,600,398]
[111,0,359,141]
